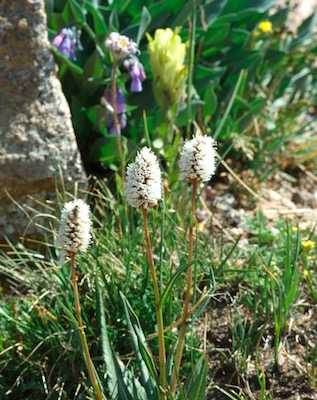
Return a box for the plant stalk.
[141,207,167,398]
[111,59,125,188]
[171,180,197,394]
[70,253,104,400]
[186,0,196,139]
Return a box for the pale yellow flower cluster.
[147,28,187,109]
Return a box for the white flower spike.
[125,147,162,209]
[57,199,92,262]
[179,133,217,183]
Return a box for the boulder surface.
[0,0,86,237]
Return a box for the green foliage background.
[47,0,317,179]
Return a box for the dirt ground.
[199,163,317,399]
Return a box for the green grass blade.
[120,292,157,398]
[95,275,118,399]
[187,356,208,400]
[213,69,245,140]
[158,260,196,308]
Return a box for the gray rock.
[0,0,86,238]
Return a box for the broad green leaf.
[230,28,250,45]
[235,98,266,132]
[87,137,119,163]
[83,50,104,82]
[198,0,227,27]
[222,0,277,13]
[176,101,205,127]
[204,83,218,119]
[195,65,225,91]
[109,8,119,32]
[112,352,135,400]
[290,12,317,49]
[137,7,151,45]
[203,24,230,48]
[86,3,108,35]
[270,7,289,26]
[68,0,86,24]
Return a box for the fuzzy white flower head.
[57,199,92,262]
[105,32,139,59]
[179,133,217,183]
[125,147,162,209]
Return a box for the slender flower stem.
[111,59,125,188]
[141,207,167,398]
[171,180,197,395]
[70,253,104,400]
[186,0,197,139]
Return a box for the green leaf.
[137,6,151,45]
[82,50,104,93]
[68,0,86,24]
[120,292,157,398]
[112,353,135,400]
[51,45,84,75]
[109,8,119,32]
[222,0,277,13]
[203,24,230,48]
[235,98,266,132]
[189,269,215,323]
[87,137,119,163]
[95,275,118,399]
[270,7,289,26]
[56,296,79,327]
[204,83,218,119]
[198,0,227,27]
[186,356,208,400]
[137,337,159,384]
[290,12,317,49]
[158,260,196,308]
[230,28,250,45]
[86,3,108,35]
[176,100,205,127]
[166,339,178,384]
[216,236,241,273]
[214,69,245,140]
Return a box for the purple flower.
[124,58,146,92]
[52,27,83,61]
[100,87,127,135]
[105,32,139,59]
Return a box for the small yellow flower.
[303,269,309,278]
[252,30,260,38]
[301,240,315,252]
[292,226,298,232]
[273,264,282,277]
[197,222,205,231]
[258,20,273,33]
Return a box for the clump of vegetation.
[1,0,317,399]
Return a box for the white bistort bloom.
[179,133,216,183]
[57,199,92,261]
[125,147,162,209]
[105,32,139,59]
